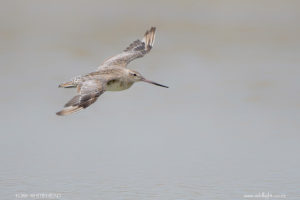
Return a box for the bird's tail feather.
[58,81,76,88]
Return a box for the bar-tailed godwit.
[57,27,168,116]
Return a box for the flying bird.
[57,27,168,116]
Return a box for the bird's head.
[127,69,168,88]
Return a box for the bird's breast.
[106,79,133,91]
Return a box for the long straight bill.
[143,79,169,88]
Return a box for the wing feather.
[56,79,104,116]
[97,27,156,70]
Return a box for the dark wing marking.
[97,27,156,70]
[56,79,104,116]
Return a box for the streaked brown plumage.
[57,27,168,116]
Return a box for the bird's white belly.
[106,80,133,91]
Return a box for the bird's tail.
[58,81,76,88]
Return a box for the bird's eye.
[133,73,137,76]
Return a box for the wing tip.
[56,106,83,116]
[150,26,156,32]
[143,26,156,48]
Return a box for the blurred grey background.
[0,0,299,199]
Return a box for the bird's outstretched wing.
[97,27,156,70]
[56,79,104,116]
